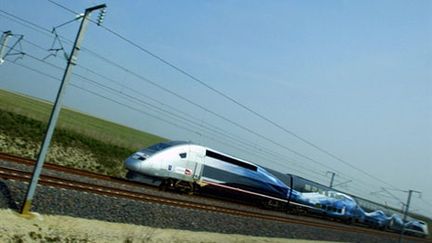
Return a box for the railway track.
[0,152,428,242]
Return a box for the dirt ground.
[0,209,340,243]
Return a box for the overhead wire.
[8,57,327,183]
[0,38,376,209]
[47,1,405,192]
[41,1,375,179]
[0,9,357,182]
[1,8,411,209]
[0,10,402,205]
[76,26,399,197]
[21,46,332,182]
[100,25,402,191]
[14,49,396,204]
[2,34,330,181]
[2,32,415,214]
[71,58,334,180]
[0,10,52,35]
[0,4,414,198]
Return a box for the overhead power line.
[9,44,394,203]
[0,13,395,205]
[8,58,328,183]
[45,0,402,192]
[0,10,51,33]
[104,22,398,190]
[0,2,413,196]
[3,34,406,212]
[25,48,333,182]
[0,9,366,183]
[1,7,407,204]
[2,36,329,181]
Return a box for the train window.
[304,184,311,191]
[179,153,187,159]
[206,150,257,171]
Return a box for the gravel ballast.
[0,178,414,243]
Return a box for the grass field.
[0,88,166,150]
[0,88,166,176]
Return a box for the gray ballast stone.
[0,177,402,243]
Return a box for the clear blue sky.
[1,0,431,217]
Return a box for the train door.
[190,148,204,181]
[165,147,198,183]
[166,151,187,181]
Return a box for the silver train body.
[125,141,290,205]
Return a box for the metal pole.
[327,171,336,188]
[398,189,420,243]
[0,31,12,64]
[20,4,106,215]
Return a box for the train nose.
[125,152,147,171]
[124,157,142,171]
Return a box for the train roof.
[145,141,189,151]
[146,141,259,171]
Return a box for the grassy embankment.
[0,89,166,177]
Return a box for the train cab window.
[179,153,187,159]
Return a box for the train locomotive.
[125,141,429,237]
[125,141,291,207]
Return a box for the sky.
[0,1,431,218]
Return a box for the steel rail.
[0,152,118,181]
[0,167,372,232]
[0,152,157,190]
[0,153,429,242]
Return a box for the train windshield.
[143,141,189,154]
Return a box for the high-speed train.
[124,141,429,237]
[125,141,292,207]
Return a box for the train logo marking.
[185,168,192,176]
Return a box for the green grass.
[0,88,166,150]
[0,88,167,176]
[0,110,130,176]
